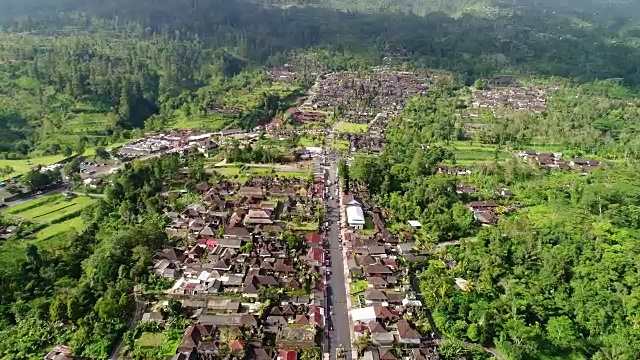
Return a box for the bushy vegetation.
[0,154,189,358]
[347,80,640,359]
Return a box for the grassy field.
[169,112,233,131]
[209,164,312,180]
[7,194,95,220]
[299,136,324,147]
[137,332,166,348]
[5,194,61,214]
[60,111,120,135]
[445,140,601,165]
[169,82,301,130]
[331,139,351,153]
[0,155,67,178]
[288,222,319,231]
[225,83,300,107]
[0,140,130,179]
[337,122,368,134]
[33,216,85,240]
[440,141,513,164]
[0,231,69,266]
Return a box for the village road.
[108,290,145,360]
[325,157,352,360]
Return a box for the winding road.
[108,290,145,360]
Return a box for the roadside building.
[346,206,365,230]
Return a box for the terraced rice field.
[5,193,96,240]
[0,194,96,265]
[169,113,233,131]
[61,112,119,135]
[7,195,95,223]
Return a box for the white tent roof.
[351,306,377,322]
[408,220,422,227]
[346,206,365,224]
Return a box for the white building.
[346,206,365,230]
[351,306,377,323]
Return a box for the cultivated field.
[0,194,97,265]
[444,141,513,164]
[8,195,96,223]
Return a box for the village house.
[396,319,422,344]
[474,211,498,226]
[141,310,164,323]
[467,201,499,212]
[456,183,477,195]
[224,225,252,241]
[437,165,471,176]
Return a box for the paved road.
[109,291,145,360]
[325,156,352,360]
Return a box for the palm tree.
[354,334,373,354]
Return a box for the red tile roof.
[307,248,323,262]
[229,339,244,351]
[308,305,324,326]
[278,350,297,360]
[354,323,368,333]
[305,233,322,245]
[374,306,396,319]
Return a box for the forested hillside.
[0,0,639,160]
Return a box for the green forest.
[0,0,639,159]
[0,0,640,359]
